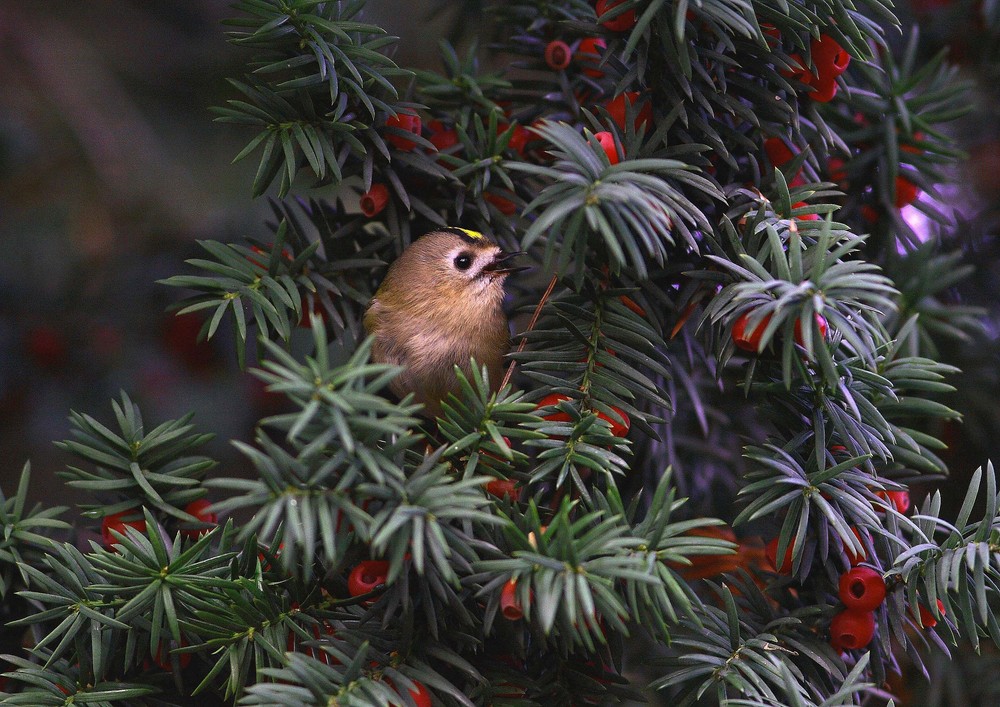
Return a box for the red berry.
[594,131,619,165]
[500,578,524,620]
[606,92,652,132]
[888,489,910,513]
[153,641,191,671]
[791,201,821,221]
[732,310,773,352]
[507,125,532,155]
[765,536,795,574]
[347,560,389,597]
[360,183,390,217]
[876,489,910,514]
[101,511,147,547]
[806,35,850,102]
[764,137,796,168]
[538,393,574,421]
[901,131,925,155]
[428,121,459,152]
[384,112,422,150]
[793,313,829,347]
[838,567,886,611]
[181,499,218,539]
[598,407,630,437]
[895,176,920,208]
[248,244,293,269]
[576,37,607,78]
[486,478,519,500]
[484,191,518,215]
[829,609,876,650]
[828,157,848,183]
[596,0,637,32]
[544,40,572,70]
[916,599,946,628]
[408,680,433,707]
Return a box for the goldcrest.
[364,227,525,418]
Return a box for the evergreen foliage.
[1,0,998,705]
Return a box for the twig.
[500,273,559,392]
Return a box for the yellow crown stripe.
[455,228,484,240]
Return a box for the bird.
[364,227,525,418]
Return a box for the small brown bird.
[364,227,524,418]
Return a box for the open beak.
[483,250,529,275]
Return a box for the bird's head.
[378,228,525,314]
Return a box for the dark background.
[0,1,452,507]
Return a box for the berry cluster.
[763,486,946,652]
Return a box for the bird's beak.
[483,250,529,275]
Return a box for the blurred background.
[1,0,999,521]
[0,0,451,505]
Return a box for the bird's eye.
[453,253,473,270]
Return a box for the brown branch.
[500,273,559,392]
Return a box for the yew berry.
[596,0,637,32]
[544,40,572,70]
[828,157,848,183]
[484,191,518,215]
[102,511,147,547]
[576,37,607,78]
[153,642,192,671]
[384,112,421,150]
[793,313,829,347]
[838,567,886,611]
[348,560,389,597]
[360,183,390,217]
[895,176,920,208]
[500,578,524,620]
[599,406,630,437]
[807,35,850,102]
[876,489,910,514]
[829,609,876,650]
[764,137,796,169]
[901,131,925,155]
[485,478,519,500]
[791,201,821,221]
[506,125,532,155]
[916,599,946,628]
[181,499,218,539]
[408,680,433,707]
[606,92,652,131]
[538,393,574,421]
[594,131,619,164]
[538,393,628,437]
[732,311,773,352]
[765,536,795,574]
[427,120,459,152]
